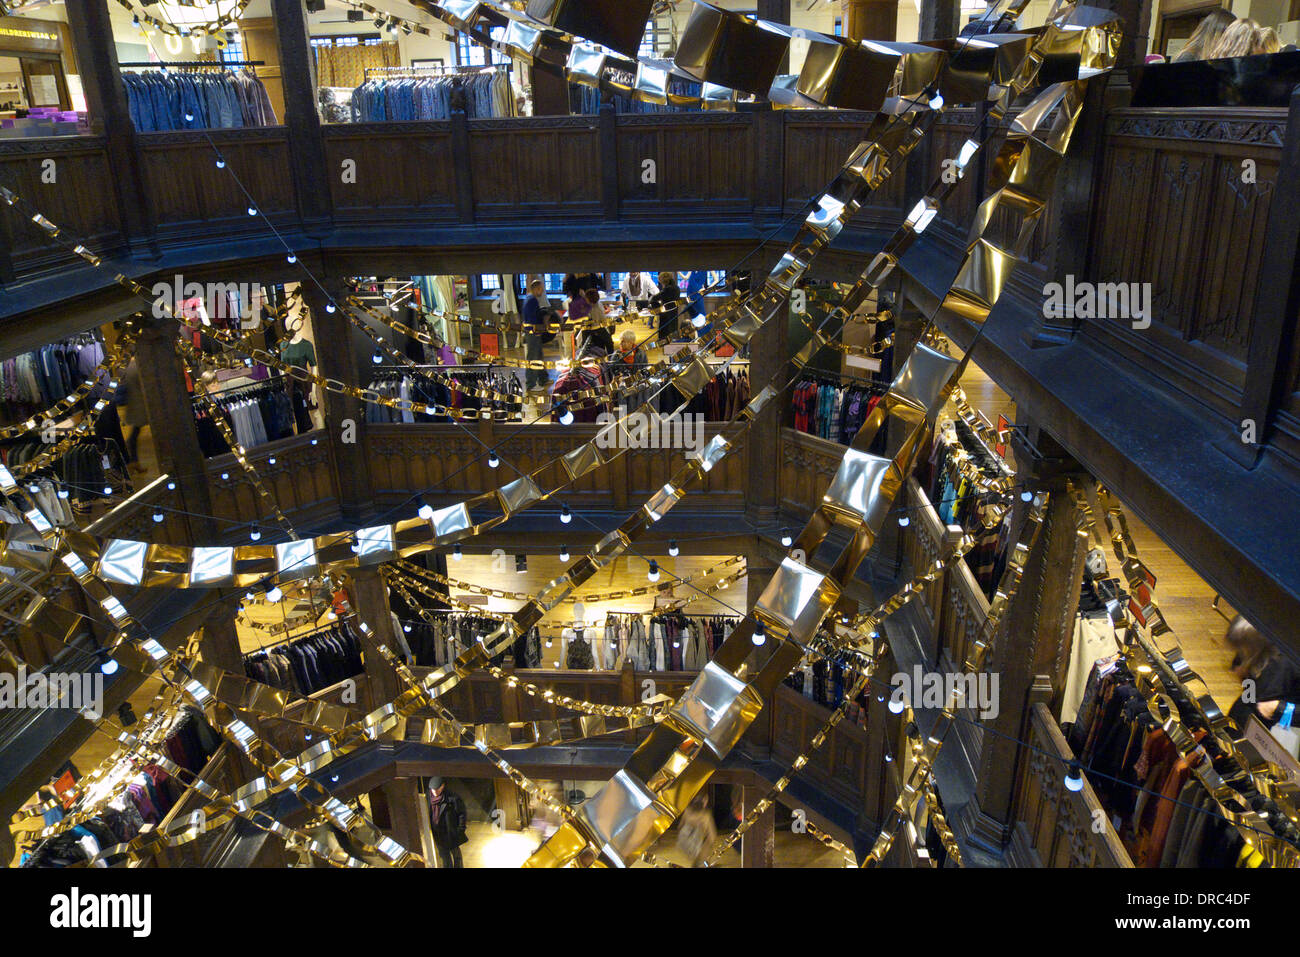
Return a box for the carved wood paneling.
[323,125,457,222]
[204,432,340,532]
[468,118,601,220]
[0,137,123,277]
[617,113,755,219]
[778,427,845,517]
[1009,703,1132,867]
[138,129,295,246]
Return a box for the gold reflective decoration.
[797,34,901,111]
[672,1,791,95]
[668,661,764,756]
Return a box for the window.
[457,26,510,66]
[639,18,671,58]
[542,273,565,296]
[474,274,503,297]
[608,272,629,294]
[833,17,843,36]
[220,30,245,64]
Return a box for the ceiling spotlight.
[647,560,660,583]
[752,622,766,646]
[488,450,500,469]
[250,524,261,542]
[559,545,569,562]
[780,528,793,547]
[668,540,679,557]
[560,505,572,524]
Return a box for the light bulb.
[780,529,793,547]
[100,657,119,676]
[691,313,706,329]
[404,624,412,633]
[268,457,276,465]
[560,506,572,524]
[899,515,911,527]
[325,302,337,314]
[559,546,569,562]
[26,484,38,494]
[221,473,229,481]
[929,92,944,110]
[1021,491,1033,502]
[647,560,659,582]
[752,622,766,646]
[167,482,177,491]
[58,489,70,500]
[559,407,574,426]
[668,540,679,557]
[250,525,261,541]
[417,499,435,521]
[215,158,226,169]
[244,590,256,602]
[103,485,113,496]
[184,112,194,122]
[247,206,257,217]
[311,438,319,446]
[1064,762,1084,792]
[371,351,383,365]
[488,451,500,468]
[287,253,297,264]
[888,695,906,714]
[266,586,283,603]
[452,544,463,560]
[152,511,164,523]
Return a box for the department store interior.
[0,0,1298,913]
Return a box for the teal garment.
[279,339,317,369]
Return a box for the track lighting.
[752,621,766,646]
[780,528,792,547]
[1064,761,1084,792]
[559,545,569,562]
[488,450,499,468]
[452,544,463,560]
[647,560,659,582]
[560,505,572,524]
[249,524,261,542]
[417,498,435,521]
[668,540,679,557]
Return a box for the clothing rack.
[246,617,351,656]
[363,63,507,78]
[193,377,287,403]
[119,60,265,69]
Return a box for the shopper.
[620,271,659,307]
[1252,25,1281,54]
[427,776,468,868]
[118,357,147,474]
[562,272,602,300]
[650,271,681,341]
[1225,616,1300,730]
[1171,8,1235,61]
[1207,18,1259,58]
[522,279,549,394]
[677,791,718,867]
[577,289,614,359]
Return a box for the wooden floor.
[958,362,1240,710]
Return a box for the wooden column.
[62,0,154,256]
[744,285,787,528]
[382,777,429,867]
[299,281,373,524]
[842,0,897,41]
[346,566,402,707]
[958,430,1090,855]
[741,783,776,867]
[134,321,216,543]
[919,0,961,40]
[268,0,332,234]
[599,102,619,221]
[199,600,244,674]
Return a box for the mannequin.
[278,292,322,433]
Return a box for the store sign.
[0,15,61,55]
[996,414,1009,459]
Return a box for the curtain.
[313,41,401,89]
